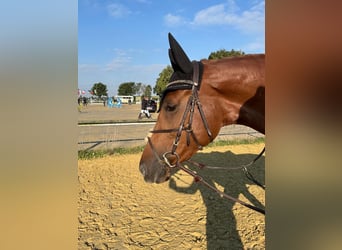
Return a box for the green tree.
[133,82,143,96]
[153,65,173,96]
[91,82,108,98]
[144,85,152,97]
[118,82,135,95]
[208,49,245,60]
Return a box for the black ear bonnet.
[157,33,203,112]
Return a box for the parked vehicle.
[114,95,134,104]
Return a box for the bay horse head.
[139,33,265,183]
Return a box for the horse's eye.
[165,104,177,112]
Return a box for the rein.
[176,163,265,215]
[187,147,266,190]
[148,60,265,215]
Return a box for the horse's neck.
[236,86,265,134]
[203,56,265,134]
[219,84,265,134]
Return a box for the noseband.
[149,61,213,168]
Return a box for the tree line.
[89,49,245,99]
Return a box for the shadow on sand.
[169,150,265,249]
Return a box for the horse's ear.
[168,33,192,74]
[168,49,178,71]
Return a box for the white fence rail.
[78,123,263,151]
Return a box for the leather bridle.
[147,60,265,215]
[149,61,213,168]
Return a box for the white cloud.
[192,0,264,34]
[78,63,100,72]
[164,13,186,27]
[133,64,166,74]
[104,58,131,71]
[101,49,165,77]
[233,1,265,34]
[165,0,264,34]
[192,4,238,25]
[107,3,131,18]
[104,49,132,71]
[136,0,151,3]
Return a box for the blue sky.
[78,0,265,96]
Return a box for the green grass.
[78,145,145,160]
[78,137,264,160]
[207,136,264,148]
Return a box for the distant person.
[107,97,114,108]
[116,97,122,108]
[138,96,151,119]
[82,96,87,106]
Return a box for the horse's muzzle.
[139,161,170,183]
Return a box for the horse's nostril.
[139,163,146,177]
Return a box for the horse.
[139,33,265,184]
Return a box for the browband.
[158,61,202,112]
